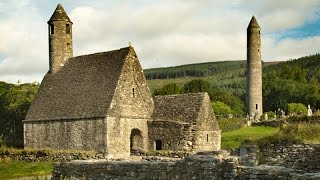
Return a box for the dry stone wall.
[52,153,320,180]
[259,143,320,172]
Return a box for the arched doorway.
[130,129,143,153]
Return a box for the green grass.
[0,159,52,180]
[221,126,279,149]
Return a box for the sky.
[0,0,320,83]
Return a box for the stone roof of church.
[152,93,208,123]
[25,47,133,121]
[48,4,72,23]
[247,16,260,29]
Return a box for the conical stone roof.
[247,16,260,29]
[48,4,72,23]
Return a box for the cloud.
[263,35,320,61]
[0,0,319,83]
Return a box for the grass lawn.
[221,126,279,149]
[0,159,53,180]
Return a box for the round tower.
[246,16,263,120]
[48,4,73,73]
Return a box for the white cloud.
[0,0,319,83]
[263,35,320,61]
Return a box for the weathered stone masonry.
[24,3,221,159]
[52,152,320,180]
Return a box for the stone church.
[23,4,220,159]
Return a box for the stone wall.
[51,155,238,180]
[24,118,107,152]
[232,143,320,173]
[104,47,153,159]
[0,151,103,162]
[259,143,320,172]
[106,117,149,159]
[52,153,320,180]
[147,120,191,151]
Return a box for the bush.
[217,118,246,132]
[211,101,232,118]
[288,103,307,116]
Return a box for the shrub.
[288,103,307,116]
[217,118,246,132]
[211,101,232,118]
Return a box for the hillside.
[146,54,320,113]
[145,60,278,95]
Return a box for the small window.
[132,88,135,98]
[206,134,209,142]
[256,104,258,110]
[50,25,54,35]
[258,49,260,52]
[66,24,70,34]
[259,30,260,35]
[155,140,162,150]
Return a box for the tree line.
[0,81,39,147]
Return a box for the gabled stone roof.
[25,47,133,121]
[247,16,260,29]
[153,93,207,123]
[48,4,72,23]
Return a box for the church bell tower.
[48,4,73,73]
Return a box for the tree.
[211,101,232,118]
[153,83,181,96]
[182,79,212,95]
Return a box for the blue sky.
[0,0,320,83]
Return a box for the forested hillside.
[263,54,320,113]
[147,54,320,117]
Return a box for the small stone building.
[23,4,220,159]
[149,93,221,151]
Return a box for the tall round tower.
[48,4,73,73]
[246,16,263,120]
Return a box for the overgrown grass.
[259,122,320,145]
[221,126,279,149]
[0,158,52,180]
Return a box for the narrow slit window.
[132,88,135,98]
[155,140,162,150]
[50,25,54,35]
[256,104,258,110]
[66,24,70,34]
[206,134,209,142]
